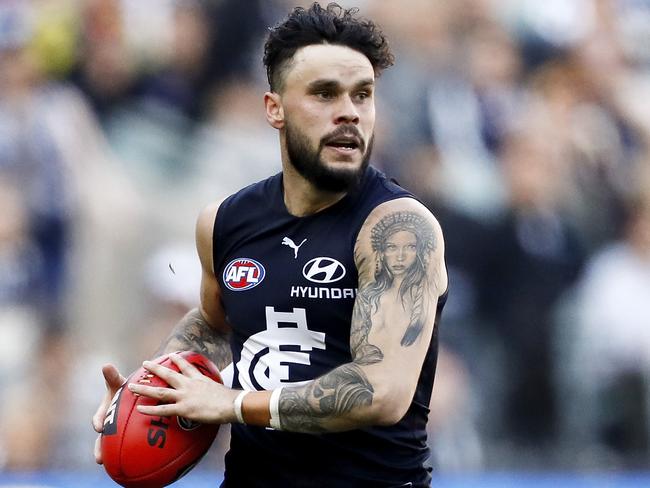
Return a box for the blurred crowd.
[1,0,650,474]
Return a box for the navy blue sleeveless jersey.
[213,166,447,488]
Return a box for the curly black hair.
[263,2,394,92]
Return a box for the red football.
[101,351,222,488]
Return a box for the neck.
[281,161,347,217]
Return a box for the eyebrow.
[306,78,375,91]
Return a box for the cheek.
[361,104,376,131]
[296,100,330,125]
[301,110,332,145]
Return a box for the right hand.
[93,364,126,464]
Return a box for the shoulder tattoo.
[354,210,438,352]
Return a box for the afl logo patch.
[302,257,346,284]
[223,258,266,291]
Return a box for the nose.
[334,94,360,125]
[396,247,405,261]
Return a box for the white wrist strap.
[233,390,249,424]
[269,387,284,430]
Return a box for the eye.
[357,85,375,99]
[354,91,370,103]
[315,90,335,100]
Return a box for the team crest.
[223,258,266,291]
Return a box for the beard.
[285,121,373,193]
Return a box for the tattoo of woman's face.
[369,211,436,298]
[383,230,418,277]
[367,211,437,346]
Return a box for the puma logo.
[282,237,307,259]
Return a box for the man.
[93,3,447,486]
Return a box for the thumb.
[102,364,126,391]
[92,364,127,432]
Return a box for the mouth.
[323,134,362,155]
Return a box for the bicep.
[351,198,446,400]
[196,199,231,333]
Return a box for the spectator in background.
[129,0,216,122]
[527,52,638,254]
[565,171,650,467]
[78,0,267,188]
[0,177,44,314]
[68,0,136,126]
[0,178,45,411]
[187,79,280,205]
[0,4,79,350]
[477,117,585,465]
[0,0,148,469]
[395,10,524,219]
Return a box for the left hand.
[128,352,239,424]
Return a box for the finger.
[128,383,177,403]
[93,387,119,433]
[142,360,183,387]
[93,364,127,432]
[169,352,201,379]
[136,402,178,417]
[94,435,103,465]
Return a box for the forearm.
[277,362,377,433]
[239,361,393,434]
[154,308,232,371]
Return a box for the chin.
[324,155,366,172]
[328,162,367,180]
[312,162,367,193]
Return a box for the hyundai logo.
[302,257,346,284]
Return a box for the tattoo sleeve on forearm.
[278,364,374,433]
[154,308,232,370]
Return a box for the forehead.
[283,44,375,88]
[387,229,417,241]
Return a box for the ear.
[264,92,285,129]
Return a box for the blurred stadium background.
[1,0,650,485]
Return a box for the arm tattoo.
[367,210,437,347]
[350,288,383,365]
[277,211,436,433]
[401,279,426,346]
[154,308,232,370]
[278,364,374,433]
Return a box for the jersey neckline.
[271,166,374,220]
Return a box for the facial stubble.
[285,121,374,193]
